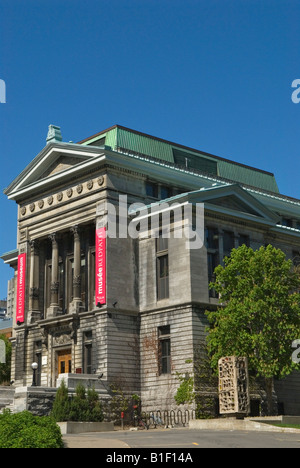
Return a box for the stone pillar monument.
[218,356,250,417]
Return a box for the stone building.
[2,124,300,415]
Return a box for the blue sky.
[0,0,299,299]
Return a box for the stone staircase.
[0,387,15,413]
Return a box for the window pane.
[208,252,218,280]
[146,182,158,198]
[238,235,249,247]
[159,256,168,278]
[223,231,234,254]
[206,228,218,250]
[159,325,170,337]
[84,344,92,374]
[81,257,86,306]
[160,186,171,200]
[59,262,64,310]
[160,339,171,374]
[157,256,169,300]
[157,236,168,253]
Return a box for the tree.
[0,334,12,385]
[206,244,300,415]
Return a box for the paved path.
[63,427,300,449]
[63,434,130,448]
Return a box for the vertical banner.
[16,253,27,324]
[95,227,106,306]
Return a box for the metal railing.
[139,409,195,428]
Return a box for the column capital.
[29,239,40,254]
[70,225,80,238]
[48,232,57,243]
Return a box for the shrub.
[0,334,12,384]
[51,379,70,422]
[0,410,64,448]
[51,382,104,423]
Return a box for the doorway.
[57,349,72,375]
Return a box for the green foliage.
[193,344,219,418]
[51,382,104,423]
[174,372,195,405]
[0,410,64,448]
[131,394,141,403]
[206,245,300,380]
[51,379,70,422]
[0,334,12,384]
[174,359,195,405]
[109,383,130,416]
[195,395,217,419]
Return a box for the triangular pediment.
[132,184,280,226]
[37,155,84,180]
[5,142,105,200]
[186,184,280,224]
[208,194,260,217]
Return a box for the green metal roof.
[79,125,279,194]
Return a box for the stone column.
[28,240,40,322]
[48,233,60,316]
[71,226,81,300]
[70,225,82,314]
[218,229,224,264]
[234,233,240,249]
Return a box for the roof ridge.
[79,124,276,177]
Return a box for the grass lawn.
[269,423,300,429]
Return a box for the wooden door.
[57,349,72,375]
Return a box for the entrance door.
[57,349,72,375]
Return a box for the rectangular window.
[89,249,96,309]
[238,234,250,247]
[67,257,75,305]
[80,256,86,308]
[293,251,300,267]
[207,252,219,298]
[45,262,52,310]
[173,148,218,175]
[205,228,219,250]
[146,182,158,198]
[156,236,169,300]
[206,227,219,298]
[223,231,234,258]
[83,331,93,374]
[58,261,64,311]
[158,326,171,375]
[160,186,171,200]
[282,218,293,227]
[34,341,42,386]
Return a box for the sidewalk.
[63,417,300,448]
[189,416,300,433]
[63,434,131,448]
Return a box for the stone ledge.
[189,417,300,433]
[58,421,114,434]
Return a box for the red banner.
[95,227,106,306]
[16,253,27,324]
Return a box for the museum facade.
[2,124,300,414]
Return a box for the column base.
[47,305,63,318]
[28,310,42,324]
[69,299,85,315]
